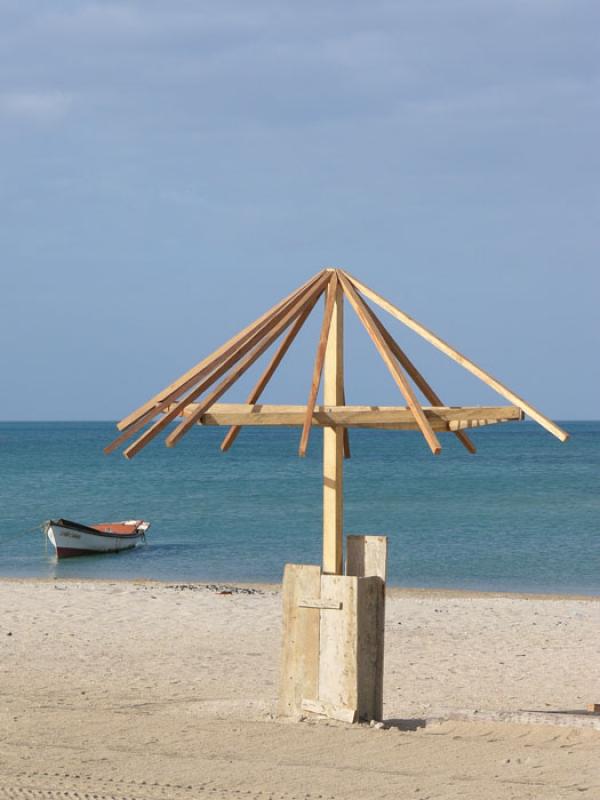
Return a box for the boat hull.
[46,520,149,559]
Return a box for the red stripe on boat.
[56,547,102,558]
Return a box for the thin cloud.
[0,90,73,121]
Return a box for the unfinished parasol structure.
[106,267,568,722]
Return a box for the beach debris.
[166,583,264,595]
[586,703,600,713]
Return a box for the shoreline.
[1,573,598,601]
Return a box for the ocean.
[0,421,598,594]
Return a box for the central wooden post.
[322,276,344,575]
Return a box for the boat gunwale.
[47,518,147,540]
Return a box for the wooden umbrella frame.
[106,267,568,575]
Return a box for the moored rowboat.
[44,518,150,559]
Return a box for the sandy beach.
[0,578,599,799]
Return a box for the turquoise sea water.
[0,421,598,594]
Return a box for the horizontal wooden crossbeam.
[161,402,523,430]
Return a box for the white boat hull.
[45,520,149,559]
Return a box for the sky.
[0,1,598,422]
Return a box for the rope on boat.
[3,523,46,542]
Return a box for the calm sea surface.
[0,421,598,594]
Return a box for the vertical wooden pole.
[322,276,344,575]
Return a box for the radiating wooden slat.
[105,271,325,455]
[107,275,320,456]
[122,274,330,458]
[164,275,331,449]
[365,302,477,454]
[337,271,442,455]
[342,270,569,443]
[220,289,321,453]
[115,270,325,433]
[299,273,339,457]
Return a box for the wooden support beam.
[105,271,325,455]
[299,273,339,457]
[322,277,344,575]
[278,564,321,718]
[165,276,330,448]
[346,538,387,722]
[122,274,329,458]
[337,271,442,455]
[346,535,388,582]
[220,290,321,453]
[366,302,477,454]
[162,402,523,427]
[342,270,569,443]
[114,270,324,434]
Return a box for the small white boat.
[44,518,150,559]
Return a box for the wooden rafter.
[115,270,325,433]
[122,273,329,458]
[106,266,567,462]
[164,273,331,449]
[160,402,523,428]
[342,270,569,443]
[299,272,339,457]
[337,271,442,455]
[220,287,323,453]
[364,300,477,454]
[105,271,325,455]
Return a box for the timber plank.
[278,564,321,717]
[123,273,328,457]
[319,574,358,712]
[367,305,476,454]
[162,402,522,427]
[346,535,388,582]
[106,271,325,455]
[338,270,442,455]
[165,274,329,448]
[343,269,569,443]
[116,271,325,433]
[220,289,321,452]
[322,280,344,575]
[299,272,338,457]
[357,576,385,721]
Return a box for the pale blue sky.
[0,2,598,421]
